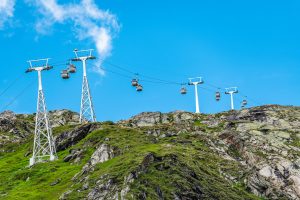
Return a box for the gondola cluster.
[131,74,143,92]
[61,62,76,79]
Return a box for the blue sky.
[0,0,299,121]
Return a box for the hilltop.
[0,105,300,199]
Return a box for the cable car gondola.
[131,79,139,87]
[136,84,143,92]
[215,91,221,101]
[61,70,70,79]
[68,64,76,73]
[180,87,187,95]
[242,99,248,106]
[131,73,139,87]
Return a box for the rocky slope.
[0,109,79,151]
[0,105,299,199]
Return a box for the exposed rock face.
[87,177,119,200]
[215,106,300,199]
[85,153,205,200]
[213,106,300,199]
[1,105,300,199]
[81,143,115,174]
[49,110,79,127]
[0,111,16,121]
[66,144,116,199]
[63,148,83,163]
[55,123,97,151]
[120,111,195,127]
[0,111,28,134]
[0,109,80,151]
[117,105,300,199]
[248,157,300,199]
[89,144,115,166]
[0,111,34,149]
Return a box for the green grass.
[0,124,260,200]
[67,126,259,199]
[0,126,91,200]
[290,134,300,147]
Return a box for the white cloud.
[27,0,120,75]
[0,0,16,28]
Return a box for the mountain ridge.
[0,105,299,199]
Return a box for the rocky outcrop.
[0,111,34,149]
[247,157,300,199]
[55,123,97,151]
[63,148,83,163]
[2,105,300,199]
[85,152,206,200]
[49,110,79,127]
[70,144,116,199]
[208,105,300,199]
[118,105,300,199]
[0,109,80,150]
[119,111,195,127]
[87,176,119,200]
[0,111,31,135]
[82,144,115,173]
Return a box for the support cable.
[103,61,182,85]
[1,80,35,111]
[86,60,261,107]
[0,73,25,98]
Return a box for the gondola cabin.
[215,91,221,101]
[61,70,70,79]
[180,87,187,95]
[68,64,76,73]
[131,79,138,87]
[242,99,248,106]
[136,85,143,92]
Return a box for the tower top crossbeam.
[188,76,204,114]
[26,58,52,72]
[72,49,96,61]
[225,87,238,94]
[225,86,238,110]
[188,77,204,85]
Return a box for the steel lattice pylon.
[72,49,97,123]
[26,59,57,166]
[30,90,56,165]
[80,75,96,123]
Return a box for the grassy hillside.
[0,123,259,200]
[2,106,300,199]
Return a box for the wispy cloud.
[0,0,16,28]
[27,0,120,75]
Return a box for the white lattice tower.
[80,74,96,122]
[26,59,57,166]
[72,49,96,123]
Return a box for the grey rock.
[55,123,97,151]
[87,178,118,200]
[80,144,115,176]
[59,190,73,200]
[50,178,61,186]
[49,109,79,127]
